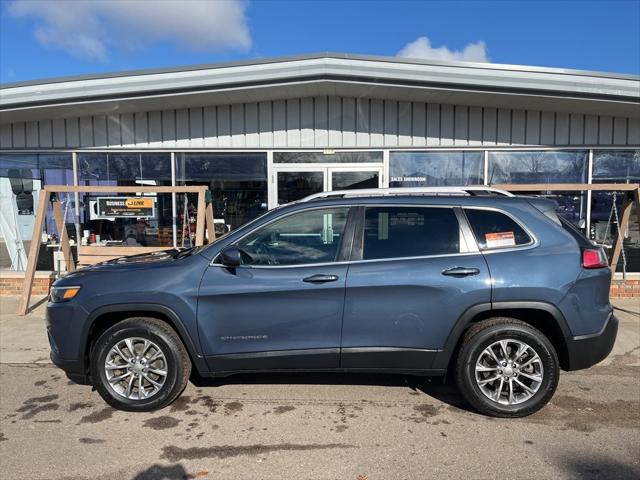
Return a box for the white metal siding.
[1,96,638,149]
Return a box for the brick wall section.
[0,273,638,297]
[0,275,55,296]
[609,279,640,298]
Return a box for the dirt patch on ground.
[161,443,354,461]
[224,401,243,415]
[79,438,106,444]
[528,395,640,432]
[69,402,93,412]
[16,395,60,420]
[79,407,115,424]
[169,396,192,412]
[143,416,181,430]
[272,406,296,415]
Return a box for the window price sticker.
[485,231,516,248]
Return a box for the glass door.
[272,166,383,207]
[274,168,327,206]
[329,167,382,191]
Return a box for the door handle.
[442,267,480,277]
[303,274,339,283]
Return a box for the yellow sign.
[125,198,154,209]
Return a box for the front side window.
[237,208,349,266]
[363,207,460,260]
[465,209,532,250]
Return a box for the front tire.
[454,317,559,417]
[90,317,191,412]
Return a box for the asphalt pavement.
[0,296,638,480]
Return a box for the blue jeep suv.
[46,189,617,417]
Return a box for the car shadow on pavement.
[132,463,194,480]
[190,371,472,412]
[560,454,640,480]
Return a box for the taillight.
[582,248,609,269]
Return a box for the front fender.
[81,302,209,376]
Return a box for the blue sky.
[1,0,639,84]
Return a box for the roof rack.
[300,186,514,202]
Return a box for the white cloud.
[8,0,251,62]
[397,36,489,63]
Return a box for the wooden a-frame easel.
[18,185,215,315]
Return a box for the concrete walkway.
[0,295,637,366]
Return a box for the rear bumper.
[565,314,618,371]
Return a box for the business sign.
[96,197,155,219]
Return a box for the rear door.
[341,205,491,370]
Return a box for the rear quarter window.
[363,206,460,260]
[465,209,532,250]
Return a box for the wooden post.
[635,188,640,235]
[205,202,216,242]
[17,185,213,315]
[51,197,75,273]
[609,193,633,277]
[17,190,50,315]
[195,189,206,246]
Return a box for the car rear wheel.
[90,317,191,412]
[454,317,559,417]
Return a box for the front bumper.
[49,350,90,384]
[46,301,91,384]
[565,314,619,371]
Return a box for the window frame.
[214,205,357,269]
[350,204,479,263]
[461,206,538,252]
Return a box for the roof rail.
[299,186,514,202]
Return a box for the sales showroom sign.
[96,197,155,218]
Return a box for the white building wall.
[1,96,639,150]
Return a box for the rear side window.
[363,207,460,260]
[465,209,532,250]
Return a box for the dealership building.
[0,53,639,293]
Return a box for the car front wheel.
[90,317,191,412]
[455,317,559,417]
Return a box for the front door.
[272,166,382,207]
[341,205,492,370]
[197,206,353,372]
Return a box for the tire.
[90,317,191,412]
[454,317,559,418]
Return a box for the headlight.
[49,286,81,303]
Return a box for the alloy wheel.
[474,339,544,405]
[104,337,168,400]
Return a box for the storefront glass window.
[487,150,588,184]
[77,153,173,247]
[389,151,484,187]
[590,150,640,272]
[0,153,73,270]
[487,150,589,230]
[176,153,268,240]
[274,151,382,163]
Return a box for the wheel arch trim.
[82,303,208,375]
[433,301,571,370]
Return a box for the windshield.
[198,207,281,254]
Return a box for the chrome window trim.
[210,250,485,270]
[210,202,482,268]
[461,206,539,253]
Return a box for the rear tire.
[90,317,191,412]
[454,317,559,417]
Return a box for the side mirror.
[219,246,241,267]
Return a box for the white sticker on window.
[485,231,516,248]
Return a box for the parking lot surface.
[0,297,638,480]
